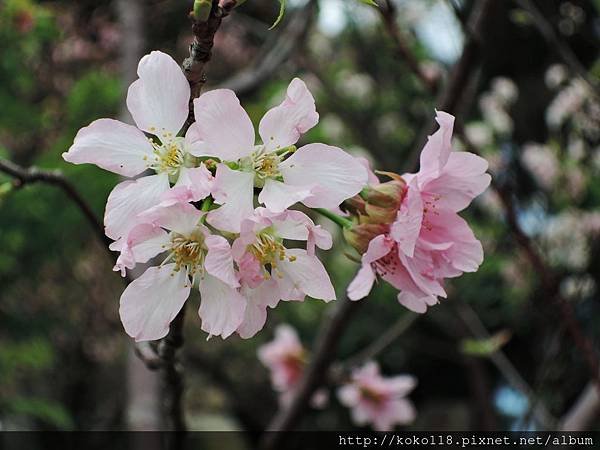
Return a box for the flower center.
[359,386,386,406]
[248,230,296,278]
[166,231,206,278]
[251,148,282,186]
[147,136,185,176]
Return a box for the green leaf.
[269,0,286,30]
[8,397,75,430]
[359,0,379,6]
[461,330,512,357]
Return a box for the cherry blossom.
[338,361,416,431]
[62,51,213,244]
[185,78,368,232]
[233,208,335,338]
[117,201,243,341]
[347,111,490,313]
[258,324,328,408]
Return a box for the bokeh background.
[1,0,599,443]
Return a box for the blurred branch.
[218,0,317,96]
[340,312,418,371]
[455,301,556,428]
[515,0,600,95]
[559,380,600,431]
[0,159,112,252]
[260,296,362,450]
[378,0,438,94]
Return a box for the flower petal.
[259,78,319,152]
[397,291,435,314]
[104,174,170,241]
[63,119,154,177]
[390,178,423,257]
[126,51,190,137]
[237,278,281,339]
[167,164,214,203]
[114,223,170,275]
[278,248,336,301]
[347,263,376,301]
[138,201,203,236]
[258,179,315,213]
[186,89,255,160]
[279,144,368,209]
[422,152,491,212]
[204,234,240,288]
[417,110,455,183]
[119,264,190,342]
[207,164,255,233]
[198,274,246,339]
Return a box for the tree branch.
[0,159,113,253]
[259,296,362,450]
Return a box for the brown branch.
[515,0,599,96]
[0,159,113,254]
[259,296,362,450]
[378,0,438,94]
[218,0,317,97]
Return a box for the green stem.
[200,197,213,224]
[314,208,353,229]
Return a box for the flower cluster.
[63,50,489,340]
[63,51,367,341]
[344,112,491,313]
[258,325,417,430]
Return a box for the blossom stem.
[313,208,353,229]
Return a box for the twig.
[341,312,418,371]
[407,0,497,172]
[515,0,599,95]
[455,301,556,429]
[218,0,317,97]
[0,159,113,254]
[559,380,600,431]
[259,296,362,450]
[378,0,438,94]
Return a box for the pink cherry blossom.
[116,202,244,341]
[258,324,329,408]
[233,208,335,338]
[348,111,490,313]
[186,78,368,232]
[62,51,213,243]
[338,361,417,431]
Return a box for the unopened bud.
[361,175,406,224]
[193,0,212,22]
[343,223,388,255]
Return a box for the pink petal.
[418,110,455,183]
[204,234,240,288]
[363,234,394,264]
[387,375,418,396]
[347,263,376,301]
[397,291,433,314]
[126,51,190,137]
[63,119,154,177]
[278,249,336,301]
[168,165,214,203]
[114,223,170,275]
[104,174,170,241]
[422,152,491,212]
[198,274,246,339]
[279,144,368,209]
[390,178,423,258]
[356,156,380,185]
[139,201,203,236]
[237,279,281,339]
[258,179,315,213]
[187,89,255,160]
[207,164,255,233]
[119,264,191,342]
[307,224,333,256]
[259,78,319,152]
[338,385,360,407]
[387,398,417,425]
